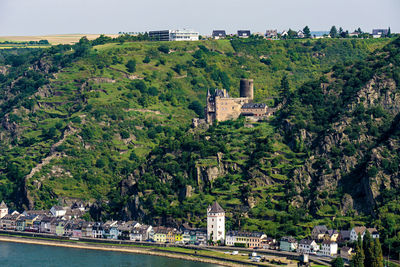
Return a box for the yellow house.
[153,227,168,243]
[24,215,39,227]
[166,229,175,243]
[324,230,339,242]
[175,232,183,243]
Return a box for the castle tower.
[0,201,8,218]
[207,201,225,244]
[240,79,254,100]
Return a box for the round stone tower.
[240,79,254,100]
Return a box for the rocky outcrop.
[292,75,400,213]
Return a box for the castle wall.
[215,97,250,122]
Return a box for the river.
[0,241,219,267]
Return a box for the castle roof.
[208,201,224,213]
[214,89,229,98]
[0,201,7,209]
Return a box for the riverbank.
[0,235,258,267]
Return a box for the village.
[0,200,379,262]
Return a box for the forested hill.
[0,37,399,254]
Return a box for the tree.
[188,100,204,118]
[351,233,365,267]
[287,29,297,39]
[280,75,290,98]
[303,26,311,38]
[330,26,338,38]
[126,59,136,73]
[372,239,383,267]
[387,27,391,38]
[331,256,344,267]
[143,56,151,63]
[357,28,363,34]
[363,230,374,267]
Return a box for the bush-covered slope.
[0,37,398,251]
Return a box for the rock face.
[291,75,400,213]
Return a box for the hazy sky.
[0,0,399,36]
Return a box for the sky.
[0,0,399,36]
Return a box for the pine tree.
[387,27,391,38]
[351,233,365,267]
[331,256,344,267]
[330,26,338,38]
[363,230,374,267]
[372,239,383,267]
[303,26,311,38]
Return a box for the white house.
[280,236,298,252]
[298,239,319,254]
[350,226,379,241]
[50,206,66,217]
[207,201,225,244]
[297,30,305,38]
[0,201,8,219]
[320,240,338,256]
[149,29,199,41]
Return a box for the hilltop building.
[212,30,226,39]
[265,30,278,39]
[238,30,251,38]
[207,201,225,244]
[0,201,8,219]
[372,29,389,38]
[149,29,199,41]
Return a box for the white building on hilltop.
[207,201,225,244]
[0,201,8,218]
[149,29,199,41]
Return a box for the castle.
[204,79,269,124]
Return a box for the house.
[0,214,21,230]
[323,230,339,242]
[64,221,74,236]
[338,230,351,242]
[0,201,8,218]
[297,30,305,38]
[130,227,143,241]
[311,225,328,240]
[195,230,207,245]
[212,30,226,39]
[103,221,119,240]
[16,217,26,231]
[225,231,267,248]
[372,29,388,38]
[281,31,288,38]
[261,237,278,250]
[182,230,191,244]
[153,226,168,243]
[118,222,134,240]
[175,231,183,243]
[55,220,66,236]
[349,226,378,241]
[81,221,94,238]
[50,206,67,217]
[92,222,104,238]
[320,240,338,256]
[298,239,319,254]
[265,30,278,39]
[340,246,353,260]
[349,31,359,37]
[207,201,225,244]
[40,216,56,234]
[138,225,153,241]
[367,228,379,239]
[23,210,51,217]
[72,222,83,238]
[238,30,251,38]
[24,215,40,232]
[280,236,298,252]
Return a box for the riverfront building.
[207,201,225,244]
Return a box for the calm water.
[0,241,219,267]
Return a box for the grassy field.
[0,34,119,45]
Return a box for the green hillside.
[0,36,399,254]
